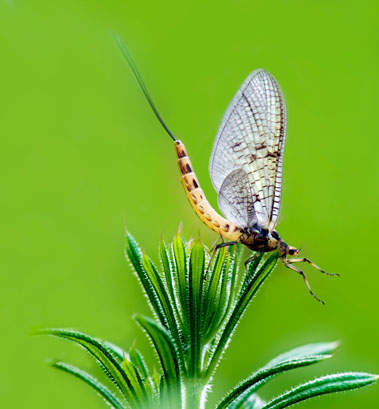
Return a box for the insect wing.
[209,69,286,230]
[218,168,257,228]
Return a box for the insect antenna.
[114,34,177,142]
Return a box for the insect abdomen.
[175,140,242,241]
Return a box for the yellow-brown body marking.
[175,140,242,242]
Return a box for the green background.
[1,0,378,407]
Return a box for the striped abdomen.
[174,140,242,241]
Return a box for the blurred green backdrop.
[1,0,378,407]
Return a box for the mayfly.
[116,37,337,303]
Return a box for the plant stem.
[184,379,207,409]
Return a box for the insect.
[116,37,338,303]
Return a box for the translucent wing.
[218,168,257,229]
[209,69,286,230]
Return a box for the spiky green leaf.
[216,354,331,409]
[122,356,149,405]
[129,345,149,381]
[159,239,183,330]
[104,341,127,363]
[188,240,205,376]
[172,232,188,319]
[125,233,166,327]
[261,372,378,409]
[212,247,235,333]
[134,315,180,388]
[53,361,126,409]
[266,341,339,366]
[218,341,338,408]
[141,252,182,342]
[39,328,143,407]
[241,393,266,409]
[203,246,227,338]
[207,252,278,377]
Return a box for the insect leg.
[215,241,238,251]
[204,234,224,279]
[204,240,238,280]
[288,258,339,277]
[208,233,224,256]
[244,254,259,279]
[282,261,325,304]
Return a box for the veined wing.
[217,168,257,229]
[209,69,286,231]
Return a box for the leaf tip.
[122,214,128,235]
[329,340,341,352]
[132,312,140,322]
[31,327,51,336]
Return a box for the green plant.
[38,230,377,408]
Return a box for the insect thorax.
[239,226,281,253]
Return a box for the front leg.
[282,258,325,304]
[288,257,339,277]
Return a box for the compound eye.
[288,249,295,255]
